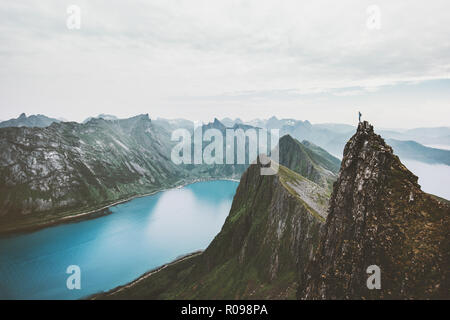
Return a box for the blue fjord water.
[0,180,238,299]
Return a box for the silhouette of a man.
[358,111,362,123]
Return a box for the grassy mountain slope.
[96,162,328,299]
[277,135,340,192]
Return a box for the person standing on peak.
[358,111,362,123]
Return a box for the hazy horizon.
[4,111,450,131]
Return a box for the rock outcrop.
[300,121,450,299]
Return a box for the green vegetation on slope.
[0,116,246,233]
[0,119,339,234]
[277,135,340,193]
[95,162,328,300]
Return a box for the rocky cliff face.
[300,121,450,299]
[187,163,328,299]
[97,161,329,299]
[277,135,340,192]
[0,115,186,232]
[0,115,339,233]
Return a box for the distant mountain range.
[380,127,450,147]
[222,117,450,165]
[0,113,60,128]
[82,114,119,123]
[0,115,340,233]
[223,117,450,147]
[1,113,449,166]
[95,122,449,300]
[0,115,183,233]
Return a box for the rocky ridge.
[299,121,450,299]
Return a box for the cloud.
[0,0,449,126]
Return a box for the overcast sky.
[0,0,449,128]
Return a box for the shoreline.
[0,177,241,236]
[90,250,203,299]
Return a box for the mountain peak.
[357,120,373,133]
[0,113,60,128]
[300,122,449,299]
[280,134,295,142]
[342,120,397,177]
[203,118,226,131]
[277,134,340,191]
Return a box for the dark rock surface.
[300,121,450,299]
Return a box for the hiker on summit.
[358,111,362,123]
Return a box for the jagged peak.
[300,121,450,299]
[357,120,373,134]
[341,120,420,186]
[278,134,305,150]
[203,118,226,130]
[279,134,296,142]
[131,113,150,121]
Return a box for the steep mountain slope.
[96,162,329,299]
[0,117,293,233]
[1,115,338,234]
[277,135,340,191]
[220,117,243,127]
[0,115,187,233]
[299,121,450,299]
[0,113,60,128]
